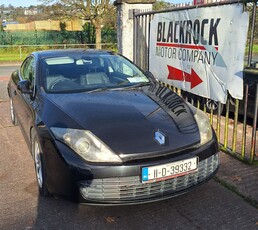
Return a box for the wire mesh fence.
[0,29,117,45]
[0,43,118,62]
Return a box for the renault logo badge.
[154,130,166,145]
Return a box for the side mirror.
[17,80,33,94]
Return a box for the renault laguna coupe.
[7,49,219,205]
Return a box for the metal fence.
[133,0,258,163]
[0,29,117,46]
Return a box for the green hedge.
[0,29,117,45]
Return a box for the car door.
[15,56,36,145]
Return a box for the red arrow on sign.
[167,65,203,89]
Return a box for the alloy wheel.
[34,141,43,188]
[10,98,15,123]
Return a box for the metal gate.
[133,0,258,163]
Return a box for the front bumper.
[79,153,219,205]
[41,136,219,205]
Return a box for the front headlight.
[51,128,122,163]
[194,109,213,146]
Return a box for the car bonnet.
[44,85,200,158]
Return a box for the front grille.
[80,153,219,203]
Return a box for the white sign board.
[149,4,249,103]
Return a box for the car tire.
[10,98,17,126]
[32,131,49,197]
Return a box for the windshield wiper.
[128,82,151,88]
[113,82,151,90]
[86,87,110,93]
[86,82,150,93]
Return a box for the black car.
[7,49,219,205]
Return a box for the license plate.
[142,157,198,183]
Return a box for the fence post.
[19,46,22,59]
[115,0,155,61]
[247,1,257,67]
[250,83,258,161]
[35,30,38,45]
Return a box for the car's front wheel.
[10,98,17,126]
[32,131,49,197]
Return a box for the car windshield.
[40,53,150,93]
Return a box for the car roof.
[32,49,115,59]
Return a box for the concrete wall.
[116,3,153,61]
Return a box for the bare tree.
[153,0,172,10]
[42,0,111,49]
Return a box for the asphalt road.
[0,65,20,102]
[0,65,19,77]
[0,65,258,230]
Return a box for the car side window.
[20,56,36,90]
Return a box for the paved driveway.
[0,65,19,102]
[0,65,257,230]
